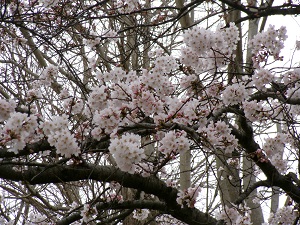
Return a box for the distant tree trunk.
[243,1,264,224]
[216,150,240,208]
[215,0,241,209]
[225,2,243,83]
[176,0,192,191]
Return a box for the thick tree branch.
[235,4,300,24]
[250,91,300,105]
[57,200,166,225]
[234,180,270,205]
[219,1,300,25]
[0,163,220,225]
[231,119,300,204]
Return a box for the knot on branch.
[248,149,269,163]
[286,172,300,187]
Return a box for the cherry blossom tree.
[1,0,300,224]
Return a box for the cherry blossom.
[176,186,200,208]
[85,86,108,114]
[1,112,38,154]
[181,22,239,72]
[63,97,84,115]
[266,206,297,225]
[252,68,274,91]
[222,82,249,106]
[243,100,270,122]
[0,99,16,122]
[108,133,145,173]
[133,209,150,221]
[249,25,287,66]
[80,204,97,223]
[39,65,59,86]
[40,114,80,157]
[198,121,238,154]
[0,2,299,223]
[158,130,190,155]
[215,204,252,225]
[92,107,120,135]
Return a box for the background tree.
[1,0,300,224]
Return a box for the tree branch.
[0,163,220,225]
[234,180,270,205]
[231,117,300,204]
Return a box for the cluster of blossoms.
[148,48,165,58]
[83,30,117,50]
[222,23,240,50]
[39,65,59,86]
[89,57,176,126]
[133,209,150,221]
[151,55,177,74]
[252,68,274,91]
[114,0,140,13]
[108,133,145,173]
[249,25,287,66]
[222,82,249,106]
[92,107,120,136]
[83,35,102,50]
[155,214,188,225]
[27,213,50,225]
[80,204,97,223]
[140,58,176,97]
[286,84,300,117]
[61,90,84,115]
[282,68,300,116]
[106,192,124,203]
[0,99,16,122]
[85,86,108,115]
[1,112,38,154]
[227,158,240,169]
[132,85,164,117]
[252,192,264,205]
[102,67,127,83]
[136,162,154,177]
[0,18,296,225]
[63,97,84,115]
[242,100,271,122]
[263,133,287,157]
[248,149,269,164]
[283,68,300,85]
[204,82,224,99]
[176,186,200,208]
[263,133,290,173]
[215,205,252,225]
[40,114,80,158]
[266,206,297,225]
[105,181,124,202]
[199,121,238,154]
[25,89,42,103]
[158,130,190,155]
[180,22,239,72]
[154,98,200,125]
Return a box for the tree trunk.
[243,1,264,224]
[176,0,192,191]
[216,150,240,207]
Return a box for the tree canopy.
[1,0,300,224]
